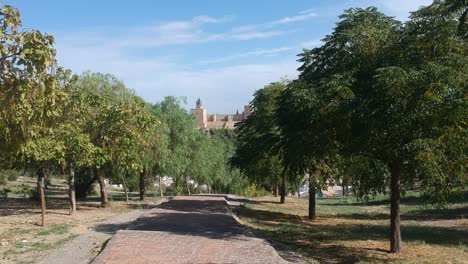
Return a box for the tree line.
[231,1,467,253]
[0,5,248,226]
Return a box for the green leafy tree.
[153,97,198,195]
[295,5,467,252]
[276,80,342,219]
[231,82,290,203]
[1,5,63,226]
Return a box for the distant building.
[191,98,252,129]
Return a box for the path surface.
[38,198,169,264]
[92,196,286,264]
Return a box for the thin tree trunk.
[185,175,191,195]
[208,184,211,194]
[342,179,346,196]
[121,175,129,203]
[389,161,402,253]
[298,188,301,199]
[159,176,164,197]
[36,167,47,227]
[43,168,49,190]
[139,170,145,201]
[280,174,286,204]
[309,168,317,220]
[272,181,278,197]
[69,161,77,215]
[96,169,109,207]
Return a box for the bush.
[0,174,6,186]
[75,168,96,198]
[15,184,35,199]
[0,169,20,184]
[0,188,11,198]
[242,184,269,197]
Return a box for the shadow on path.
[94,196,251,240]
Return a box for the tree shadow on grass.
[319,195,424,207]
[321,206,468,221]
[235,206,468,263]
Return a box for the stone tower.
[191,98,207,128]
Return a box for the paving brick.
[92,196,286,264]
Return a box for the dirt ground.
[0,176,163,264]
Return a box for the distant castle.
[191,99,252,129]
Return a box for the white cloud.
[233,9,317,33]
[269,10,317,25]
[133,60,299,113]
[377,0,432,20]
[52,10,319,112]
[199,47,293,64]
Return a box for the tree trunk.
[342,179,346,196]
[139,170,145,201]
[208,184,211,194]
[298,188,301,199]
[43,168,49,190]
[309,169,316,220]
[159,176,164,197]
[280,174,286,204]
[36,167,47,226]
[96,169,109,207]
[185,176,191,195]
[121,175,129,203]
[69,161,77,215]
[389,161,402,253]
[272,181,278,197]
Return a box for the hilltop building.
[191,99,252,129]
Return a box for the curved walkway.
[92,195,286,264]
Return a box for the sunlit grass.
[235,191,468,263]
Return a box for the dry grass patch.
[0,176,163,264]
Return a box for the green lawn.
[234,191,468,263]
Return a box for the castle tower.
[191,98,207,128]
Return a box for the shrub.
[0,188,11,198]
[242,184,269,197]
[75,168,96,198]
[0,169,20,184]
[15,184,35,199]
[0,174,6,186]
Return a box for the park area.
[0,176,164,264]
[0,172,466,264]
[234,193,468,263]
[1,0,467,263]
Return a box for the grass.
[234,191,468,264]
[36,224,70,236]
[2,233,79,258]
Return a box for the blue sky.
[6,0,431,113]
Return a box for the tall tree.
[295,5,467,252]
[1,5,61,226]
[153,97,198,195]
[231,82,289,203]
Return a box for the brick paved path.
[92,196,286,264]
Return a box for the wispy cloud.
[378,0,431,20]
[233,9,317,33]
[53,9,318,112]
[199,47,293,64]
[198,39,322,66]
[269,10,317,25]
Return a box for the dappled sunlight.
[235,195,468,263]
